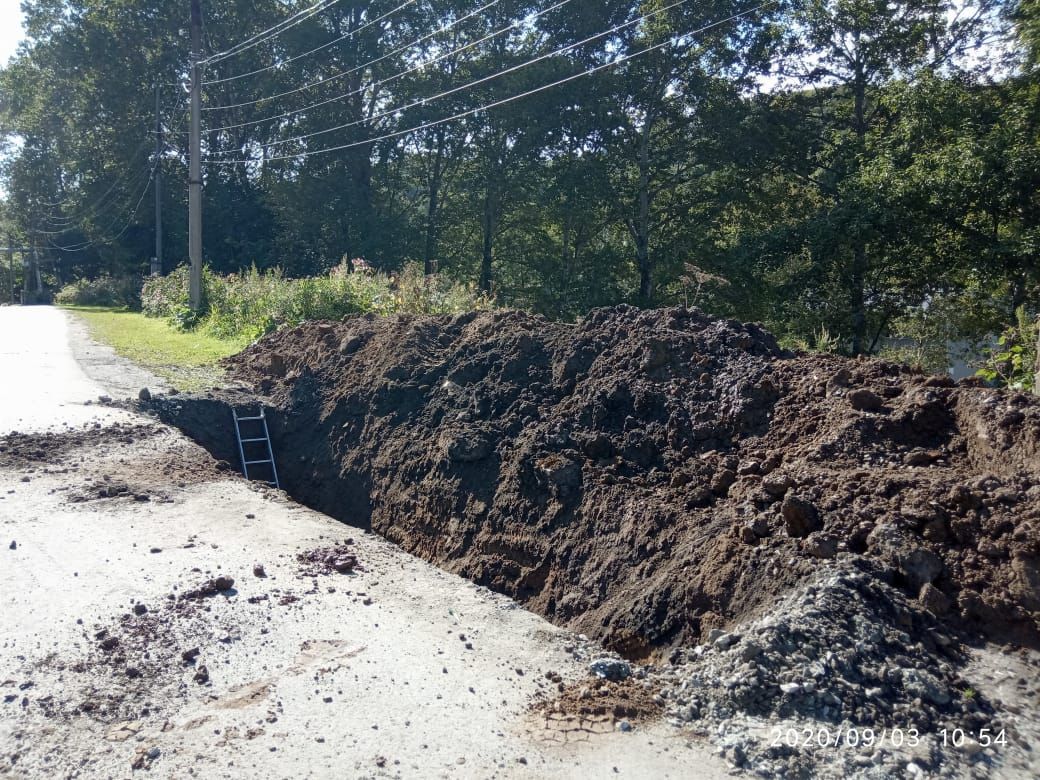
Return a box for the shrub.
[55,275,142,309]
[141,266,191,319]
[141,262,494,342]
[391,263,494,315]
[780,327,843,355]
[976,306,1038,392]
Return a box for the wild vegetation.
[55,275,143,309]
[0,0,1037,378]
[141,262,491,342]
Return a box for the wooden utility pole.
[32,245,42,296]
[188,0,203,312]
[6,236,13,304]
[154,83,164,276]
[22,232,31,299]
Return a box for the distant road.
[0,305,135,434]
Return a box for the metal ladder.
[232,407,280,489]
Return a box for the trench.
[152,394,373,528]
[143,309,1040,661]
[150,391,675,661]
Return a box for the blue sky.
[0,2,25,64]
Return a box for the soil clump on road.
[0,423,157,466]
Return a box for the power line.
[47,163,158,252]
[36,166,152,236]
[39,92,185,228]
[203,0,505,113]
[38,166,154,232]
[201,0,346,67]
[39,141,153,226]
[205,0,575,134]
[36,132,153,210]
[206,4,772,167]
[207,0,690,153]
[203,0,422,86]
[158,89,193,138]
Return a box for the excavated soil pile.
[153,306,1040,660]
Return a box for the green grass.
[63,306,250,391]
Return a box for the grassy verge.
[62,306,250,392]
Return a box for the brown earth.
[150,306,1040,659]
[0,423,157,466]
[0,423,229,498]
[532,675,662,723]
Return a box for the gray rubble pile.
[651,563,1000,778]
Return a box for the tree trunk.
[635,124,653,303]
[423,130,446,275]
[636,233,651,302]
[350,149,374,259]
[1010,273,1027,316]
[849,72,869,355]
[480,184,496,293]
[850,244,868,355]
[1035,315,1040,395]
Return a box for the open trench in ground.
[143,307,1040,667]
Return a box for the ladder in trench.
[232,407,281,489]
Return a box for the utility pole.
[188,0,203,312]
[6,235,13,304]
[32,244,42,297]
[22,229,31,301]
[153,83,164,277]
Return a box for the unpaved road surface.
[0,307,730,778]
[0,307,137,433]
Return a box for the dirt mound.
[154,307,1040,659]
[652,563,1000,775]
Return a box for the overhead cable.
[203,0,505,112]
[38,166,154,231]
[208,0,692,150]
[204,0,575,131]
[35,166,152,235]
[39,142,153,225]
[47,164,158,252]
[206,3,772,166]
[36,133,153,210]
[201,0,346,66]
[203,0,421,85]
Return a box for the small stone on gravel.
[589,658,631,681]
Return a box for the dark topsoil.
[148,306,1040,658]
